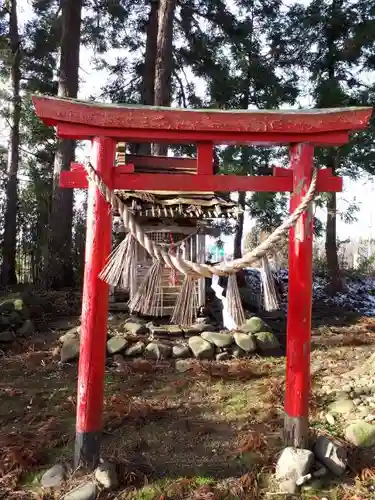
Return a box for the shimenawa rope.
[84,161,318,279]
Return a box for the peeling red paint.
[32,95,372,135]
[76,137,116,434]
[285,144,314,419]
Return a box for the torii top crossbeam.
[32,96,371,194]
[32,94,372,472]
[33,95,370,145]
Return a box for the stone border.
[58,316,282,363]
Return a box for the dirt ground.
[1,310,375,499]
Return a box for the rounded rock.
[41,463,66,488]
[188,336,215,359]
[233,332,256,353]
[201,331,233,347]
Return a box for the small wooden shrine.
[112,143,240,315]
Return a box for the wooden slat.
[125,155,196,174]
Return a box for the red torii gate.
[33,96,371,469]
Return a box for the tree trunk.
[138,0,159,155]
[234,191,246,288]
[142,0,159,106]
[325,152,344,293]
[153,0,176,156]
[1,0,21,286]
[323,1,344,294]
[325,192,343,293]
[46,0,82,289]
[234,191,245,259]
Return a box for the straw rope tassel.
[99,233,139,299]
[128,260,165,316]
[171,275,198,326]
[84,161,317,278]
[259,255,279,312]
[226,274,246,327]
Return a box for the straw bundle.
[171,276,198,326]
[99,233,138,299]
[128,260,164,316]
[259,255,279,311]
[226,274,246,327]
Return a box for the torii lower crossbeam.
[32,95,372,470]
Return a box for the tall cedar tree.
[153,0,176,156]
[1,0,21,285]
[282,0,375,293]
[46,0,82,288]
[188,1,298,257]
[19,0,60,284]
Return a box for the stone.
[188,336,215,359]
[345,421,375,448]
[8,310,23,327]
[124,341,145,356]
[275,447,314,494]
[195,316,211,325]
[0,299,16,314]
[62,482,98,500]
[328,398,355,415]
[94,460,118,489]
[189,323,216,334]
[365,414,375,422]
[241,316,269,334]
[18,319,35,337]
[107,336,128,354]
[41,463,66,488]
[126,316,146,324]
[60,337,80,362]
[302,479,324,492]
[278,478,299,494]
[145,342,172,360]
[216,351,230,361]
[149,325,169,337]
[314,436,347,476]
[0,331,14,342]
[59,328,79,344]
[172,344,191,358]
[175,359,194,373]
[232,346,246,358]
[124,322,147,335]
[13,298,24,311]
[233,332,256,352]
[254,331,280,352]
[325,413,335,425]
[167,325,183,336]
[201,331,233,348]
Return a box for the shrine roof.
[116,191,240,219]
[32,95,372,136]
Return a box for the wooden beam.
[55,122,352,146]
[33,95,372,134]
[197,142,213,175]
[125,154,196,173]
[59,169,343,193]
